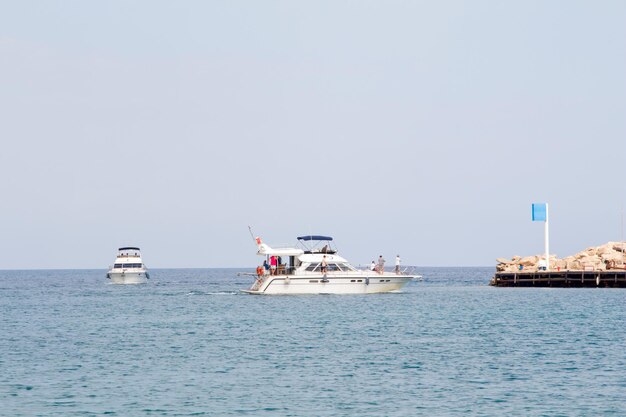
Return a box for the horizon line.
[0,265,494,271]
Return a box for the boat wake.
[186,290,239,296]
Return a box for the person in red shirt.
[270,255,277,275]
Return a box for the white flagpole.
[545,203,550,271]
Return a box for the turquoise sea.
[1,267,625,416]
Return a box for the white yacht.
[243,235,420,295]
[106,247,150,284]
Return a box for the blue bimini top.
[297,235,333,241]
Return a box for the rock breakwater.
[496,242,626,272]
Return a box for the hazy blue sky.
[1,1,625,269]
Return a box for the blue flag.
[532,203,547,222]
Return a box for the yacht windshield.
[338,263,355,272]
[304,262,355,272]
[114,263,143,268]
[305,263,320,272]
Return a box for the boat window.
[327,264,341,271]
[305,263,320,272]
[341,263,355,271]
[121,263,143,268]
[334,263,354,272]
[114,263,123,268]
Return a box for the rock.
[497,241,626,271]
[554,259,567,270]
[561,256,575,269]
[568,260,582,270]
[520,256,538,266]
[601,253,624,262]
[580,255,601,265]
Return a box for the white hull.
[107,271,148,285]
[244,273,414,295]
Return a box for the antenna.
[248,225,256,243]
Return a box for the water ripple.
[0,268,625,416]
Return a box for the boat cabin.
[117,247,141,258]
[257,235,356,275]
[112,247,144,269]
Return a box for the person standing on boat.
[263,259,270,276]
[370,261,376,271]
[270,255,277,275]
[321,255,328,275]
[378,255,385,274]
[395,255,401,274]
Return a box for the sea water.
[1,268,625,416]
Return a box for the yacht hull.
[244,274,414,295]
[107,272,148,285]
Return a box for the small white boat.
[243,235,420,295]
[106,247,150,284]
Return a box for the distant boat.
[106,247,150,284]
[243,235,420,295]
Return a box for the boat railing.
[267,267,361,276]
[356,265,419,276]
[399,266,419,276]
[260,266,297,276]
[262,265,419,277]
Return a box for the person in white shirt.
[395,255,401,274]
[370,261,376,271]
[537,258,547,271]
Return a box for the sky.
[1,1,625,269]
